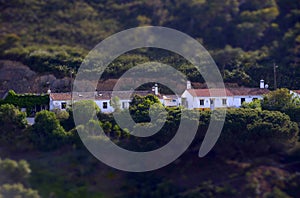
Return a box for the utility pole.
[273,62,278,90]
[70,70,74,92]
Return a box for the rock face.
[0,60,71,93]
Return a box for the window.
[210,99,214,105]
[200,99,204,106]
[241,98,246,104]
[103,102,108,109]
[61,102,67,109]
[122,102,128,109]
[222,99,227,105]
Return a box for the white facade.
[181,90,232,110]
[50,97,132,113]
[49,92,162,113]
[232,95,263,107]
[94,99,131,113]
[160,95,181,107]
[49,99,71,110]
[49,86,269,113]
[290,90,300,98]
[182,88,268,110]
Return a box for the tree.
[29,110,67,151]
[0,104,27,129]
[52,108,75,131]
[0,184,40,198]
[0,104,27,148]
[261,88,296,111]
[215,108,299,157]
[72,100,100,125]
[110,96,121,112]
[102,121,112,136]
[242,99,262,110]
[129,94,162,123]
[0,158,31,185]
[0,158,39,198]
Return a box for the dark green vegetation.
[1,0,300,197]
[0,91,300,197]
[1,0,300,88]
[0,158,40,198]
[0,90,49,115]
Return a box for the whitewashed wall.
[232,95,263,107]
[49,99,71,110]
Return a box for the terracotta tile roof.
[51,92,96,100]
[187,89,233,97]
[96,90,153,100]
[50,93,72,100]
[293,90,300,95]
[187,88,270,97]
[50,90,154,101]
[228,88,270,96]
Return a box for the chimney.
[187,81,191,90]
[260,79,264,89]
[154,84,159,95]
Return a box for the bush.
[29,110,69,151]
[0,158,31,185]
[72,100,100,125]
[0,104,28,149]
[214,108,299,158]
[0,183,40,198]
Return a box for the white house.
[228,88,270,107]
[181,88,234,110]
[160,95,181,107]
[49,83,182,113]
[291,90,300,98]
[181,80,269,110]
[94,91,151,113]
[49,90,159,113]
[49,93,73,110]
[49,80,271,112]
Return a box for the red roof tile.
[187,89,233,97]
[228,88,270,96]
[293,90,300,95]
[50,91,154,101]
[187,88,269,97]
[50,93,72,100]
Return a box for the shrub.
[29,110,68,151]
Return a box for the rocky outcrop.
[0,60,72,93]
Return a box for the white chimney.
[187,81,191,90]
[260,79,265,89]
[154,84,159,95]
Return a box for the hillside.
[1,0,300,91]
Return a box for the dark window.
[103,102,108,109]
[61,102,67,109]
[36,105,41,112]
[222,99,227,105]
[200,99,204,106]
[210,99,214,105]
[241,98,246,104]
